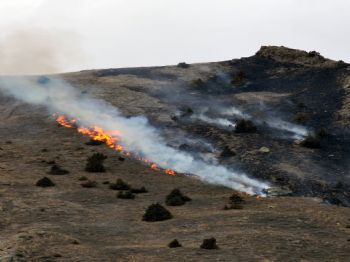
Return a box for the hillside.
[0,46,350,261]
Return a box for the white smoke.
[191,113,235,129]
[220,106,309,139]
[0,76,268,194]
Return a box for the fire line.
[55,114,175,176]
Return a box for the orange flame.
[55,115,175,176]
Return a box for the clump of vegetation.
[36,177,55,187]
[81,180,98,188]
[131,186,148,194]
[231,70,245,86]
[142,203,173,222]
[85,139,104,146]
[177,62,190,68]
[168,239,182,248]
[85,153,107,172]
[300,135,321,149]
[234,119,257,133]
[78,176,88,181]
[165,189,191,206]
[109,178,130,190]
[102,181,110,185]
[117,190,135,199]
[224,193,245,210]
[49,164,69,175]
[118,156,125,161]
[200,237,218,249]
[220,146,236,158]
[292,112,308,124]
[190,78,205,89]
[180,107,194,117]
[308,51,321,57]
[317,128,328,138]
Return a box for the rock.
[259,147,270,153]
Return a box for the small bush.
[117,190,135,199]
[300,135,321,148]
[234,119,257,133]
[142,203,173,222]
[317,128,328,138]
[36,177,55,187]
[177,62,190,68]
[166,189,191,206]
[200,237,218,249]
[109,179,130,190]
[224,193,245,210]
[102,181,110,185]
[85,153,107,173]
[85,139,104,146]
[190,78,205,89]
[231,70,245,86]
[118,156,125,161]
[49,164,69,175]
[131,186,148,194]
[292,112,308,124]
[78,176,88,181]
[81,180,98,188]
[180,107,194,117]
[168,239,182,248]
[220,146,236,158]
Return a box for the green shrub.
[168,239,182,248]
[142,203,173,222]
[177,62,190,68]
[85,153,107,172]
[234,119,257,133]
[109,179,130,190]
[81,180,98,188]
[200,237,218,249]
[117,190,135,199]
[166,189,191,206]
[49,164,69,175]
[36,177,55,187]
[231,70,245,86]
[292,112,308,124]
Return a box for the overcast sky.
[0,0,349,74]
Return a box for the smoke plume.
[0,28,85,75]
[0,76,268,194]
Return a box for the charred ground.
[0,46,350,261]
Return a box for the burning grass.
[55,115,176,177]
